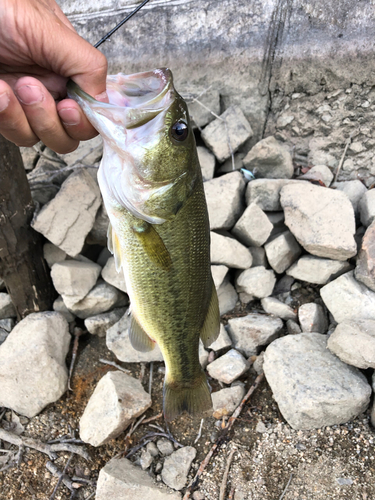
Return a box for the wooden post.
[0,135,54,319]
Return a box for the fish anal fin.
[107,222,122,273]
[132,221,172,271]
[200,280,221,348]
[129,314,155,352]
[163,371,212,422]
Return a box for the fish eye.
[171,121,189,142]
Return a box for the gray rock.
[227,313,283,357]
[321,271,375,323]
[20,146,39,170]
[97,247,111,267]
[263,333,371,430]
[0,293,16,319]
[65,281,126,319]
[235,266,276,299]
[147,442,159,457]
[80,371,152,446]
[0,318,14,332]
[242,136,293,179]
[53,296,75,323]
[157,438,175,456]
[286,255,352,285]
[162,446,197,490]
[280,182,357,260]
[253,351,265,374]
[333,180,367,215]
[208,324,232,351]
[217,277,239,315]
[0,312,70,417]
[299,165,333,186]
[0,328,9,345]
[204,172,245,230]
[51,260,101,302]
[201,106,253,162]
[31,169,101,257]
[211,265,229,289]
[101,256,127,293]
[286,319,302,335]
[43,243,67,268]
[140,449,154,470]
[355,220,375,291]
[206,349,250,384]
[245,179,304,211]
[359,189,375,227]
[327,320,375,369]
[212,385,245,418]
[106,310,164,362]
[231,203,273,247]
[264,231,302,274]
[210,232,252,269]
[86,203,110,247]
[298,303,328,333]
[266,211,287,239]
[248,247,267,267]
[186,88,220,129]
[60,135,103,166]
[261,297,297,320]
[84,308,126,337]
[217,153,245,174]
[95,457,181,500]
[197,146,215,182]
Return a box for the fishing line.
[94,0,151,48]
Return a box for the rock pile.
[1,101,375,497]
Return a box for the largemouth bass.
[68,69,220,421]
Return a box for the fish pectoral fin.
[200,279,221,348]
[132,221,172,271]
[107,223,123,272]
[129,314,156,352]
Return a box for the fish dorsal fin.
[107,222,123,272]
[129,314,155,352]
[200,279,221,348]
[132,221,172,271]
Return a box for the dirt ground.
[0,315,374,500]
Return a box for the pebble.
[264,230,302,273]
[245,179,302,211]
[157,438,175,456]
[140,449,154,470]
[235,266,276,299]
[261,297,297,320]
[161,446,197,490]
[84,307,126,337]
[359,189,375,227]
[52,296,75,323]
[253,351,265,374]
[212,385,245,418]
[231,203,273,247]
[242,135,294,179]
[286,255,352,285]
[208,324,232,351]
[206,349,250,384]
[355,220,375,291]
[51,259,101,302]
[217,278,239,315]
[210,231,252,269]
[298,303,328,333]
[286,319,302,335]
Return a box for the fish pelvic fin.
[107,223,123,272]
[131,220,172,271]
[163,371,212,422]
[129,313,155,352]
[200,279,221,348]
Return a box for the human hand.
[0,0,108,154]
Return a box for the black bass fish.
[68,69,220,421]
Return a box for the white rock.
[204,172,245,230]
[302,165,334,186]
[201,106,253,162]
[327,320,375,369]
[235,266,276,299]
[320,271,375,323]
[217,278,238,315]
[286,319,302,335]
[280,182,357,260]
[242,136,294,179]
[231,203,273,247]
[31,169,101,257]
[162,447,197,491]
[197,146,215,181]
[157,438,175,456]
[199,341,209,369]
[211,265,229,289]
[212,385,245,418]
[53,296,75,322]
[227,313,283,356]
[51,260,101,302]
[206,349,250,384]
[140,449,154,470]
[245,179,303,211]
[264,231,302,274]
[80,371,152,446]
[0,312,70,417]
[101,256,127,293]
[359,189,375,227]
[263,333,371,430]
[261,297,297,320]
[333,180,367,215]
[106,310,164,362]
[253,351,265,374]
[286,255,352,285]
[87,202,109,246]
[84,308,126,337]
[208,324,232,351]
[95,457,181,500]
[248,247,267,267]
[0,293,16,319]
[186,88,220,129]
[43,243,67,268]
[65,281,126,319]
[298,303,328,333]
[210,232,252,269]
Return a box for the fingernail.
[0,92,10,112]
[58,107,81,126]
[95,90,108,103]
[16,85,44,105]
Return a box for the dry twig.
[279,473,293,500]
[334,136,352,183]
[68,327,84,390]
[99,358,131,373]
[49,453,74,500]
[219,448,236,500]
[194,419,204,444]
[148,362,154,395]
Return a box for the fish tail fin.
[163,372,212,422]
